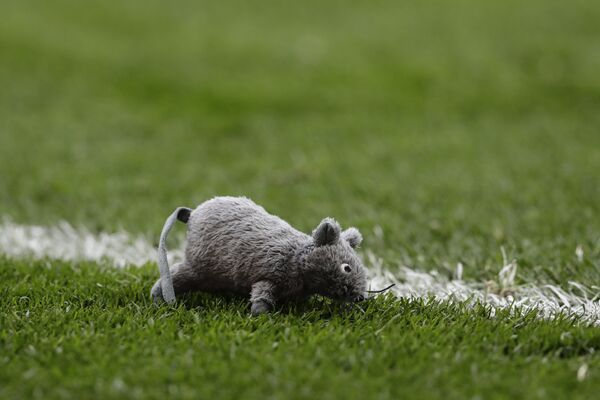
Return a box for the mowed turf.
[1,258,599,400]
[0,0,599,398]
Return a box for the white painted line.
[366,250,600,326]
[1,219,598,325]
[0,219,183,267]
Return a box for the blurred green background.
[1,0,599,284]
[2,2,600,399]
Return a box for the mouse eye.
[341,263,352,273]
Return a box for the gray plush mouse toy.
[151,196,368,315]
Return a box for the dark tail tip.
[176,207,192,223]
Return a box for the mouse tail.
[157,207,192,304]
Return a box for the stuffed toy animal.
[151,196,368,315]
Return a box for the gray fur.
[151,196,368,315]
[341,227,362,249]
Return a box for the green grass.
[1,0,600,398]
[1,0,600,284]
[1,258,599,400]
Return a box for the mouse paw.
[250,299,272,316]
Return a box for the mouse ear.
[313,218,341,246]
[342,227,362,248]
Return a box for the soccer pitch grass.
[1,0,600,398]
[2,259,599,399]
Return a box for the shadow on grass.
[172,290,371,321]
